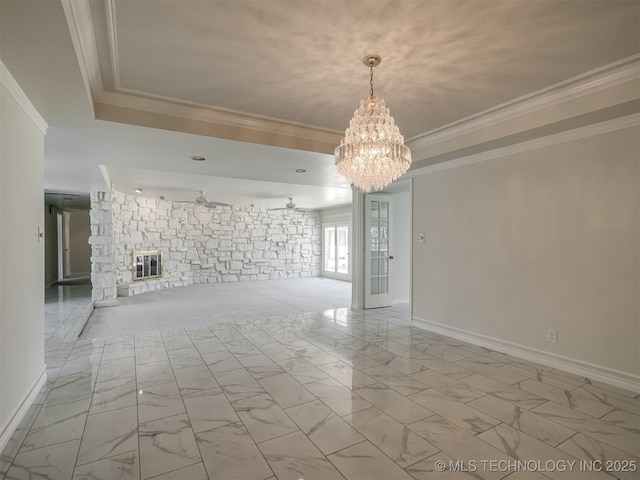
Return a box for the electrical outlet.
[546,329,557,344]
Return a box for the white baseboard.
[0,366,47,453]
[411,317,640,394]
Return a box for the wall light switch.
[416,233,425,243]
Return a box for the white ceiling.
[1,0,638,209]
[45,121,352,209]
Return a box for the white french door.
[57,212,64,281]
[364,194,393,308]
[322,222,351,280]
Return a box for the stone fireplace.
[90,190,321,303]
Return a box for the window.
[322,223,350,280]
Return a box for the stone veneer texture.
[108,191,321,296]
[89,191,118,306]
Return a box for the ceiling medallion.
[334,55,411,193]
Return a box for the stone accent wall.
[109,191,321,296]
[89,191,118,306]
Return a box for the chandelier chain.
[369,64,375,97]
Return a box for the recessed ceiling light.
[63,198,73,202]
[191,155,206,161]
[295,169,306,173]
[134,188,143,194]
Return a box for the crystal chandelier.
[335,55,411,193]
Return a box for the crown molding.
[97,88,343,145]
[65,0,638,154]
[407,54,640,151]
[408,113,640,177]
[104,0,121,89]
[61,0,103,116]
[65,0,343,147]
[0,61,48,134]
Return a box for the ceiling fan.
[177,191,230,208]
[269,197,315,213]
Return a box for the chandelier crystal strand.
[335,55,411,193]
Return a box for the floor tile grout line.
[157,326,210,480]
[333,400,441,470]
[196,320,359,476]
[134,332,143,480]
[203,383,277,479]
[144,459,203,480]
[531,398,640,455]
[1,334,80,476]
[69,336,106,479]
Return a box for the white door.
[57,212,64,281]
[62,211,71,278]
[364,194,393,308]
[322,223,351,280]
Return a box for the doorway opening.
[351,180,412,310]
[322,222,351,281]
[56,212,64,281]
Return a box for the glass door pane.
[369,199,389,295]
[364,194,393,308]
[337,226,349,274]
[322,223,350,279]
[324,227,336,272]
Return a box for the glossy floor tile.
[81,277,352,337]
[44,284,93,344]
[2,284,639,480]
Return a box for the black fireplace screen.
[133,250,163,280]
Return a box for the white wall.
[320,205,351,224]
[412,126,639,381]
[391,191,411,304]
[0,68,46,446]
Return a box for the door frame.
[321,221,352,281]
[56,212,64,281]
[351,180,413,312]
[62,211,71,278]
[364,193,394,308]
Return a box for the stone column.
[89,191,118,307]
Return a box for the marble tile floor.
[2,305,638,480]
[44,285,93,344]
[81,277,352,338]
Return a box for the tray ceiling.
[2,0,638,208]
[87,0,639,140]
